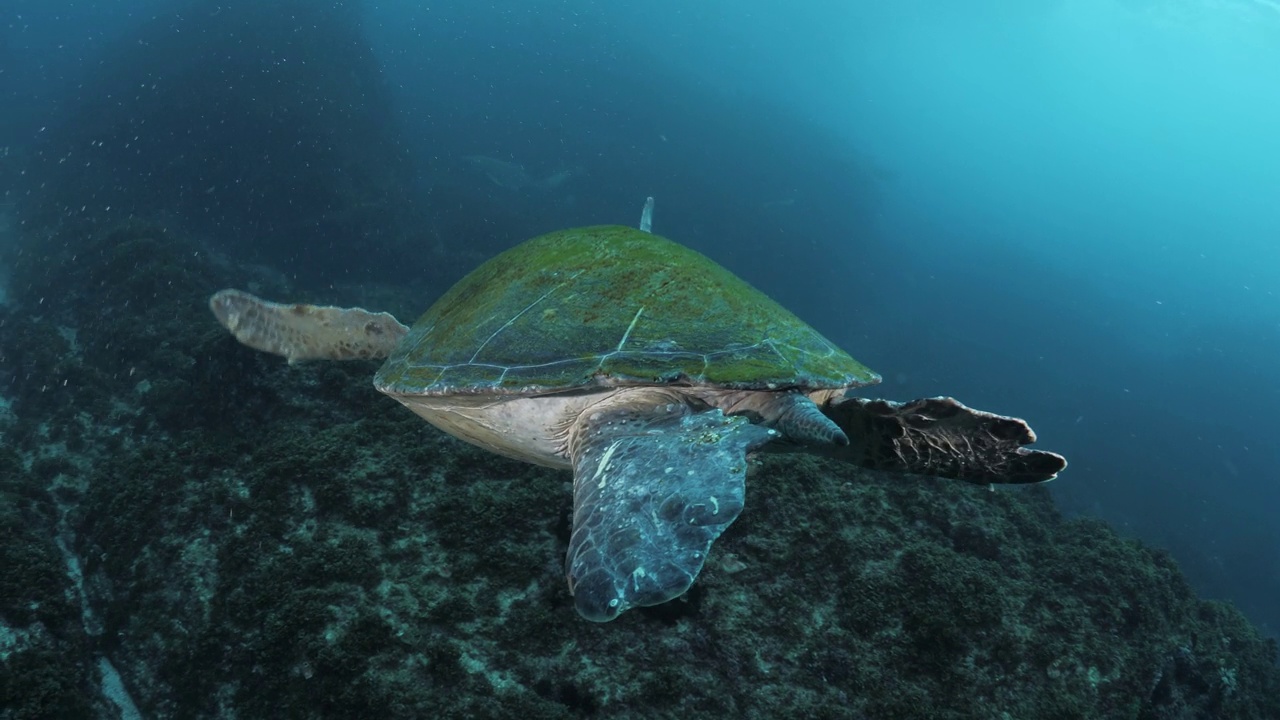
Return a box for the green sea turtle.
[210,215,1065,622]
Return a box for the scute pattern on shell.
[374,225,879,396]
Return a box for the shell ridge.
[468,269,584,364]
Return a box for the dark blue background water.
[3,0,1278,636]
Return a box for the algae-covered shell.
[374,225,879,396]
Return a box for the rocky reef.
[1,219,1277,719]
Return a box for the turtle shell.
[374,225,879,396]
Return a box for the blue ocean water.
[1,0,1277,700]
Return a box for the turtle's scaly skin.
[375,226,879,396]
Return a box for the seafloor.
[1,220,1278,719]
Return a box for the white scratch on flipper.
[594,440,621,489]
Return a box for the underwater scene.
[1,0,1279,717]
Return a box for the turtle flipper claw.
[819,395,1066,484]
[566,405,776,621]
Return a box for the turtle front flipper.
[817,395,1066,485]
[566,404,777,621]
[210,289,409,363]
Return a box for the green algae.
[376,226,879,395]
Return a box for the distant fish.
[463,155,532,189]
[537,167,578,191]
[462,154,581,191]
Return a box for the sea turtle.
[210,215,1065,622]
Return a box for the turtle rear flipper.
[818,395,1066,485]
[210,289,409,363]
[566,405,776,622]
